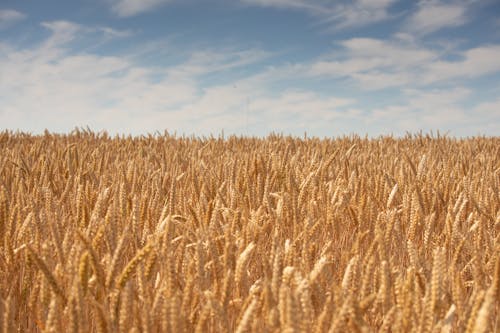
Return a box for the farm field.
[0,130,498,332]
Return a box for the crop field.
[0,130,498,332]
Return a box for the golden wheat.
[0,130,498,332]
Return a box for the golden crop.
[0,130,498,332]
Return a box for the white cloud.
[1,16,498,137]
[308,37,438,89]
[366,87,500,136]
[108,0,396,27]
[0,9,26,29]
[423,45,500,83]
[247,91,354,130]
[472,99,500,118]
[368,87,474,134]
[38,21,134,46]
[239,0,325,13]
[40,21,82,47]
[169,85,356,135]
[109,0,173,17]
[405,1,468,35]
[0,20,195,133]
[249,91,352,115]
[96,26,135,39]
[239,0,397,28]
[325,0,397,29]
[363,87,500,136]
[339,38,434,63]
[166,49,271,78]
[3,20,347,135]
[307,37,500,90]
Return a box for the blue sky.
[1,0,499,137]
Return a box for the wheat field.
[0,130,498,332]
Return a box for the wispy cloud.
[109,0,173,17]
[0,19,364,136]
[1,14,499,136]
[367,87,500,136]
[325,0,398,29]
[473,98,500,117]
[239,0,325,13]
[405,1,468,35]
[0,20,281,134]
[306,36,500,90]
[308,37,437,89]
[166,49,272,78]
[247,91,354,130]
[40,21,82,46]
[423,45,500,83]
[0,9,26,29]
[96,26,135,39]
[239,0,397,29]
